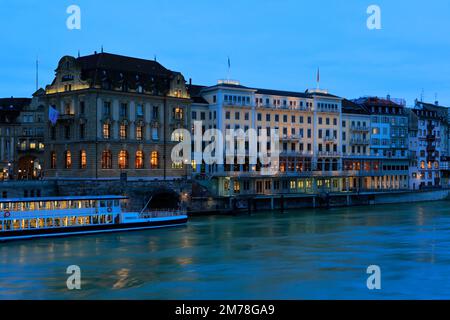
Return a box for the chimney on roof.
[189,78,192,86]
[435,100,439,106]
[387,94,391,101]
[94,51,97,55]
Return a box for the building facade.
[356,97,410,190]
[190,82,419,197]
[0,97,44,181]
[190,80,368,197]
[410,100,450,189]
[42,52,191,181]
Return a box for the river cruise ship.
[0,195,188,242]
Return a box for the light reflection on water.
[1,201,450,299]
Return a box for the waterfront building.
[341,99,378,191]
[190,81,416,198]
[190,80,348,197]
[0,96,44,181]
[0,98,25,181]
[15,90,46,180]
[42,52,191,181]
[353,96,410,190]
[410,100,450,189]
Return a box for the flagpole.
[36,56,39,91]
[227,56,230,82]
[316,67,320,90]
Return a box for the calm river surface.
[1,201,450,299]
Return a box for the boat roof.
[0,195,128,204]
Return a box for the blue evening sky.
[1,0,449,106]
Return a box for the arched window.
[80,150,87,169]
[50,151,57,169]
[118,150,129,169]
[64,151,72,169]
[135,151,144,169]
[101,150,112,169]
[420,161,425,169]
[151,151,159,169]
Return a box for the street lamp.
[184,158,189,181]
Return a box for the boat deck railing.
[140,209,187,219]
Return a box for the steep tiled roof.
[0,98,31,111]
[342,99,369,114]
[188,85,209,104]
[77,52,173,77]
[73,52,179,96]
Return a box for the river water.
[1,201,450,299]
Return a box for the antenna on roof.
[420,88,424,102]
[154,55,157,62]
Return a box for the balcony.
[58,113,75,123]
[281,134,303,142]
[280,151,313,157]
[318,151,342,157]
[350,138,370,145]
[323,136,337,143]
[350,126,370,132]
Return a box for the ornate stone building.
[43,52,191,181]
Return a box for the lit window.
[151,151,159,169]
[64,151,72,169]
[80,150,87,169]
[120,124,128,140]
[136,126,143,141]
[101,150,112,169]
[135,151,144,169]
[234,181,240,194]
[50,151,57,169]
[118,151,129,169]
[420,161,425,169]
[173,107,183,120]
[103,123,110,139]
